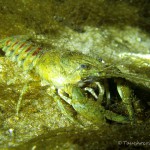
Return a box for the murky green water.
[0,0,149,149]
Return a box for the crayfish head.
[61,51,107,83]
[36,50,106,87]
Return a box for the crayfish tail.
[0,36,43,71]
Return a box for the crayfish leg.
[116,79,135,124]
[47,88,82,125]
[16,80,41,115]
[16,83,29,115]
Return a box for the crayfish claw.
[71,86,130,124]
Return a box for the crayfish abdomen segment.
[0,36,42,71]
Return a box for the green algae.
[0,0,150,149]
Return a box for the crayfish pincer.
[71,86,129,124]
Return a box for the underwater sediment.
[0,0,150,149]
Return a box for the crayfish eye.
[98,57,105,63]
[80,64,90,69]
